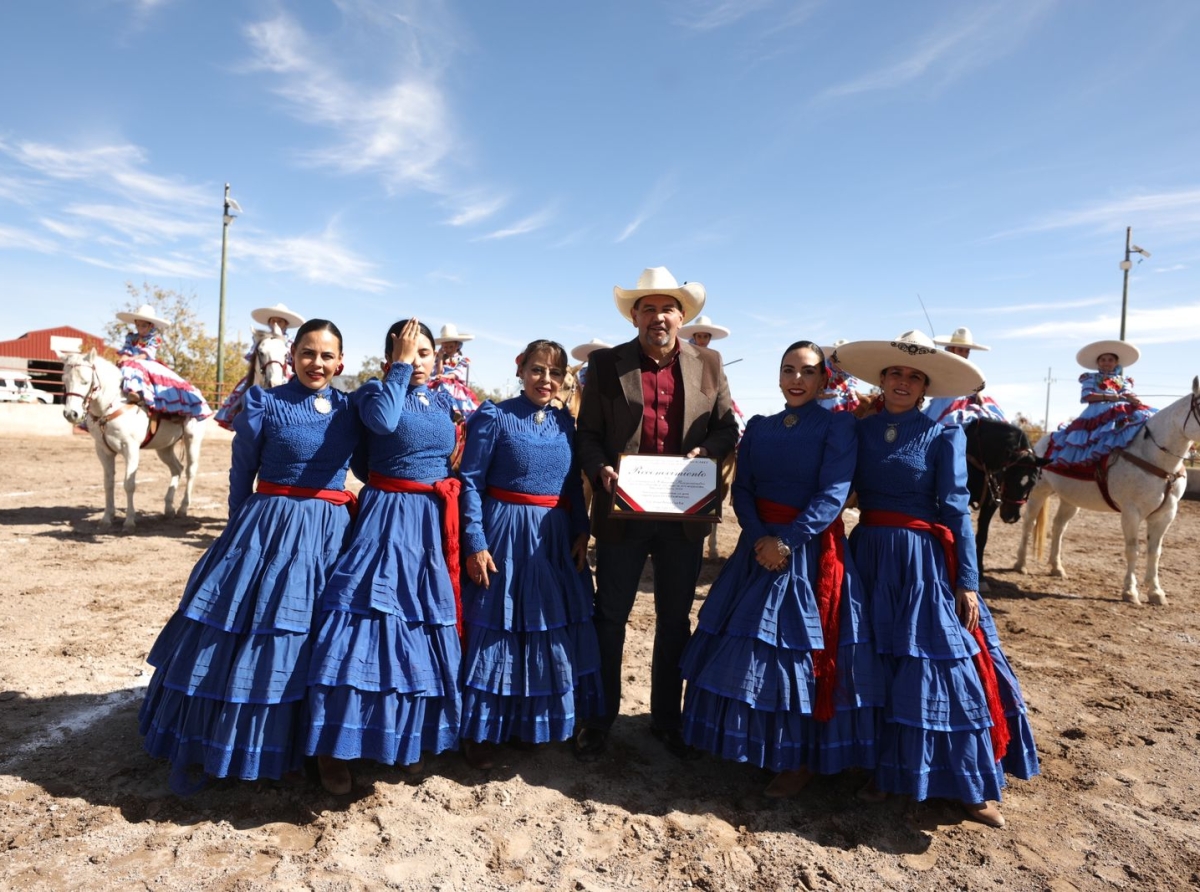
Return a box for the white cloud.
[238,227,391,292]
[616,172,678,243]
[38,218,90,240]
[0,225,57,253]
[673,0,778,31]
[64,203,210,245]
[443,194,507,227]
[989,188,1200,241]
[820,1,1054,100]
[1154,264,1186,273]
[1002,302,1200,344]
[243,10,457,191]
[978,297,1109,315]
[478,205,556,241]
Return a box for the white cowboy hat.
[116,304,170,329]
[435,322,475,345]
[934,326,990,352]
[1076,339,1140,370]
[250,302,305,329]
[613,266,706,324]
[820,338,848,355]
[678,315,730,340]
[571,338,612,362]
[831,330,985,399]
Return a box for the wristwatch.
[775,538,792,559]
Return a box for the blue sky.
[2,0,1199,426]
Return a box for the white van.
[0,370,53,404]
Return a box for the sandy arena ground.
[1,433,1199,891]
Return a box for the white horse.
[61,349,205,531]
[251,329,291,390]
[1015,377,1200,604]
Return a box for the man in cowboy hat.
[574,266,739,762]
[925,326,1007,426]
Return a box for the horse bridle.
[1140,390,1200,462]
[257,346,287,384]
[967,444,1038,508]
[63,361,103,417]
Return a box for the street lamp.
[216,183,242,404]
[1118,226,1150,341]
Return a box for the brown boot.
[963,800,1006,828]
[317,755,352,795]
[764,767,813,799]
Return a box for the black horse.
[964,419,1049,575]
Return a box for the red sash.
[858,509,1010,760]
[755,498,844,723]
[255,481,358,518]
[486,485,568,511]
[368,472,464,633]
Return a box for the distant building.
[0,326,109,403]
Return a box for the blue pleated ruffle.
[460,500,603,744]
[851,524,1040,801]
[305,485,462,765]
[680,529,883,772]
[139,495,353,784]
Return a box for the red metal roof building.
[0,326,110,402]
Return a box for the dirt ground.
[1,433,1199,892]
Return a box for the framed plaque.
[611,454,721,522]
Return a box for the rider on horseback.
[214,302,304,430]
[1043,339,1157,475]
[924,327,1007,427]
[115,304,211,420]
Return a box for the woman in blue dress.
[457,339,603,769]
[139,319,360,792]
[306,318,462,794]
[1044,339,1156,472]
[680,341,882,798]
[833,330,1040,828]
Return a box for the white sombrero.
[831,330,985,399]
[571,338,612,362]
[435,323,475,345]
[613,266,706,324]
[116,304,170,329]
[1076,339,1139,370]
[679,315,730,340]
[251,302,305,329]
[934,326,990,352]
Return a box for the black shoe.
[574,727,608,762]
[650,727,701,761]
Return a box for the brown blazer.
[576,337,739,543]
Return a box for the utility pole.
[217,183,242,404]
[1042,367,1056,433]
[1118,227,1151,341]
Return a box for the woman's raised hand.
[389,318,423,366]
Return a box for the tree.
[352,356,385,388]
[107,282,248,404]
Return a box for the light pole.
[216,183,242,404]
[1118,226,1150,340]
[1042,367,1056,433]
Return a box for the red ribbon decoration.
[255,480,358,518]
[368,472,464,633]
[754,498,844,723]
[857,509,1010,761]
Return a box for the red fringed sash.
[255,481,358,518]
[368,472,464,633]
[486,486,568,510]
[858,509,1010,760]
[755,498,844,723]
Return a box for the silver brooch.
[783,414,797,428]
[884,424,898,443]
[534,409,546,425]
[417,392,430,406]
[313,396,332,415]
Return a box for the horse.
[61,349,205,531]
[251,329,291,390]
[964,418,1049,579]
[1015,377,1200,604]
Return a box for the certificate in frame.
[610,454,721,522]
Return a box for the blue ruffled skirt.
[1048,401,1157,468]
[849,524,1039,803]
[138,493,354,786]
[459,500,603,744]
[305,487,461,766]
[680,526,884,773]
